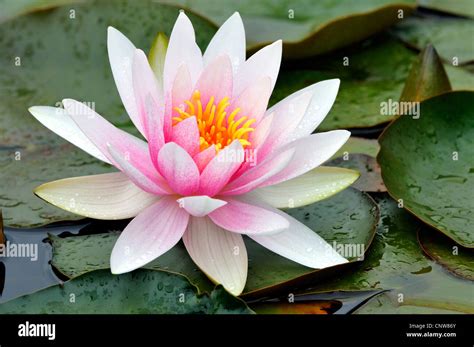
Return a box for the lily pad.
[392,14,474,64]
[378,91,474,248]
[0,0,83,23]
[302,195,474,313]
[328,155,386,192]
[271,34,473,130]
[400,44,451,102]
[0,0,216,227]
[164,0,415,59]
[418,0,474,19]
[0,269,253,313]
[418,227,474,281]
[50,188,379,297]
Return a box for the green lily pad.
[303,195,474,313]
[400,44,451,102]
[418,0,474,19]
[50,233,215,293]
[271,34,473,130]
[392,14,474,65]
[331,137,380,159]
[271,36,415,130]
[0,0,83,23]
[378,91,474,248]
[50,188,379,297]
[418,227,474,281]
[0,0,216,227]
[0,269,253,313]
[164,0,415,59]
[328,154,386,192]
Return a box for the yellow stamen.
[173,90,256,152]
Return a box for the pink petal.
[222,148,294,195]
[110,197,190,274]
[132,49,165,168]
[183,217,247,295]
[233,40,281,96]
[157,142,200,195]
[194,54,233,106]
[230,76,272,123]
[107,27,146,137]
[62,99,147,166]
[193,145,216,172]
[169,64,193,139]
[163,12,202,91]
[176,196,227,217]
[260,91,313,156]
[259,130,351,187]
[108,144,171,195]
[203,12,245,73]
[171,116,200,157]
[208,197,289,235]
[199,140,244,196]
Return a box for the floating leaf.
[164,0,415,59]
[148,32,169,86]
[392,14,474,64]
[0,0,83,23]
[303,195,474,313]
[328,155,386,192]
[50,188,379,297]
[418,0,474,19]
[0,0,216,227]
[378,91,474,248]
[0,269,253,313]
[272,35,473,130]
[400,44,451,102]
[418,227,474,281]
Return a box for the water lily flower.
[29,12,355,295]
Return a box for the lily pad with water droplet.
[163,0,415,59]
[418,227,474,281]
[391,13,474,65]
[298,195,474,313]
[0,0,216,227]
[378,91,474,248]
[0,269,253,313]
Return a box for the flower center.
[173,90,256,152]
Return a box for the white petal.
[203,12,245,72]
[183,217,247,295]
[28,106,110,164]
[249,166,360,208]
[34,172,159,220]
[247,198,348,269]
[110,196,189,274]
[163,12,203,91]
[176,196,227,217]
[233,40,281,96]
[267,79,340,140]
[260,130,351,187]
[107,26,146,137]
